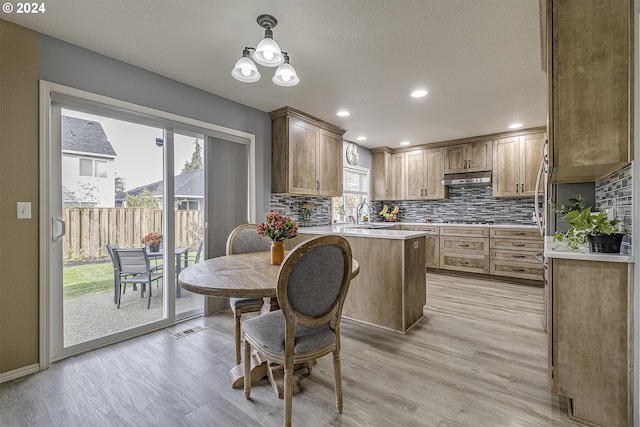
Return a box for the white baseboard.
[0,363,40,384]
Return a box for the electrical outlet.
[17,202,31,219]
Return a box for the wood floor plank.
[0,273,582,426]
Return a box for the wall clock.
[346,142,359,166]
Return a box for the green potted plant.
[553,207,623,253]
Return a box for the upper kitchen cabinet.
[270,107,346,196]
[371,148,405,200]
[493,133,545,198]
[444,140,492,174]
[405,148,447,200]
[547,0,633,183]
[371,148,392,200]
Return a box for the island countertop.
[297,224,427,240]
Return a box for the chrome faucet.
[356,199,370,224]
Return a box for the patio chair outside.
[113,248,163,309]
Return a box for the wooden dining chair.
[113,248,163,309]
[226,224,279,364]
[242,235,353,427]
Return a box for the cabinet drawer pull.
[458,260,470,265]
[512,232,526,235]
[521,182,524,192]
[511,254,526,258]
[511,243,526,247]
[515,182,519,192]
[512,268,526,272]
[458,244,470,247]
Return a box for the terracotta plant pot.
[270,241,285,265]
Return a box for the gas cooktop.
[441,220,495,225]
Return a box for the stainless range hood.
[442,171,492,186]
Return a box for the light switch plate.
[17,202,31,219]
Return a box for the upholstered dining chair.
[226,224,279,364]
[242,235,353,427]
[113,248,163,309]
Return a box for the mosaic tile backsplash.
[268,164,633,233]
[268,195,333,227]
[595,163,633,234]
[370,185,538,225]
[269,186,539,226]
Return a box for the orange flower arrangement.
[141,232,163,246]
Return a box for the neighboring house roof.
[115,169,204,202]
[62,116,117,157]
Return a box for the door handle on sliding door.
[52,216,66,241]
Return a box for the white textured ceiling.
[3,0,547,149]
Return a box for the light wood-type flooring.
[0,273,582,426]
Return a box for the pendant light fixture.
[231,14,299,87]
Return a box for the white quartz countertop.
[380,222,538,229]
[544,236,634,263]
[297,225,427,240]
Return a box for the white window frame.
[334,165,370,223]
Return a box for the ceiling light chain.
[231,14,299,87]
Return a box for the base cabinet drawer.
[490,260,542,280]
[440,236,489,255]
[490,249,542,264]
[440,253,489,274]
[490,238,543,252]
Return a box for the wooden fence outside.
[63,208,204,262]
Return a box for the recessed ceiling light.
[411,89,428,98]
[400,141,410,146]
[337,111,350,117]
[356,136,366,141]
[509,123,523,129]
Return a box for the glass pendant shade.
[272,55,299,87]
[231,51,261,83]
[253,29,284,67]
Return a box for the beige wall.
[0,19,40,374]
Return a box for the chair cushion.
[230,297,264,309]
[243,310,335,355]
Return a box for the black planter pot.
[587,233,624,253]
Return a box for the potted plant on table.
[553,207,623,253]
[257,211,298,265]
[141,232,163,252]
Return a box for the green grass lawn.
[63,261,114,299]
[63,251,200,299]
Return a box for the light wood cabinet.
[444,140,492,174]
[493,133,545,198]
[439,227,489,274]
[489,228,543,281]
[390,153,405,200]
[270,106,346,196]
[548,0,633,183]
[405,148,446,200]
[371,148,392,200]
[415,225,440,269]
[549,258,633,426]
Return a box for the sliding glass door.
[43,82,254,363]
[47,103,212,359]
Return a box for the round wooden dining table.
[178,250,360,396]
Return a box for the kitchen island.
[289,225,427,333]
